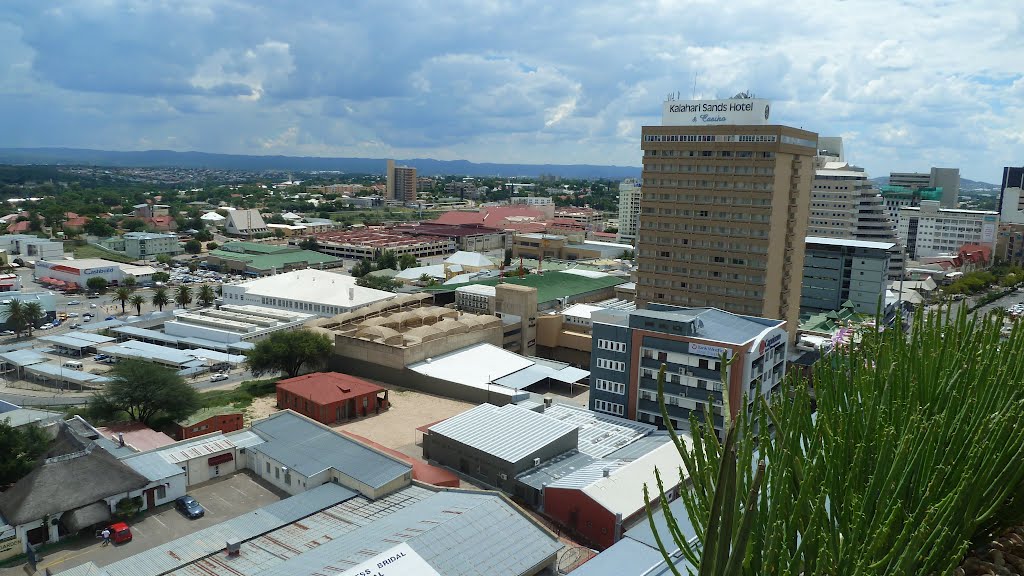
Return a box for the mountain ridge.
[0,147,642,179]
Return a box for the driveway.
[23,472,285,575]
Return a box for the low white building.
[220,269,395,317]
[163,305,315,344]
[0,235,64,261]
[34,259,158,288]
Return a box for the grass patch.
[67,243,135,263]
[197,378,277,410]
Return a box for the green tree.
[298,237,319,251]
[112,286,132,314]
[184,239,202,254]
[187,261,200,272]
[151,287,170,311]
[151,271,170,283]
[22,301,45,336]
[129,294,145,315]
[88,359,200,425]
[84,218,115,237]
[273,228,286,239]
[619,249,635,260]
[3,299,26,338]
[351,259,372,278]
[193,229,213,242]
[398,253,418,270]
[155,253,172,265]
[245,329,333,378]
[86,276,108,293]
[197,284,216,308]
[205,241,219,251]
[503,248,512,267]
[121,218,145,232]
[174,285,193,308]
[121,275,137,291]
[356,275,402,292]
[376,250,398,270]
[646,307,1024,575]
[0,420,49,485]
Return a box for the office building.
[635,96,817,336]
[511,196,554,206]
[617,178,642,245]
[889,167,960,208]
[897,201,999,259]
[0,234,64,261]
[120,232,183,260]
[588,304,787,433]
[386,159,417,202]
[809,137,904,279]
[998,167,1024,225]
[801,237,894,314]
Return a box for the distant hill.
[0,147,642,180]
[869,176,998,189]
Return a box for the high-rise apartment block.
[809,137,904,279]
[634,96,817,336]
[886,167,960,211]
[617,178,642,245]
[385,159,417,202]
[996,168,1024,266]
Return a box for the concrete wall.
[333,324,504,371]
[183,448,237,486]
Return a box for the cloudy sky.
[0,1,1021,181]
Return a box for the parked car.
[104,316,115,321]
[174,495,205,519]
[69,323,81,329]
[101,357,116,364]
[94,354,109,361]
[209,373,229,382]
[107,521,132,544]
[86,293,99,299]
[89,303,98,309]
[68,312,79,318]
[68,300,81,305]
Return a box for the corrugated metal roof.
[602,434,673,461]
[0,407,61,428]
[547,459,627,490]
[64,331,117,344]
[158,434,235,464]
[428,403,577,464]
[542,403,655,458]
[581,441,689,516]
[0,349,48,367]
[250,412,410,489]
[166,486,434,576]
[244,490,561,576]
[225,430,265,449]
[61,483,359,576]
[515,450,596,491]
[494,364,554,389]
[121,452,185,482]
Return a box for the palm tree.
[4,299,26,338]
[112,286,132,314]
[129,294,145,316]
[22,302,44,336]
[197,285,216,308]
[175,285,193,309]
[151,287,170,312]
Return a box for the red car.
[108,522,132,545]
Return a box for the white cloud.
[0,0,1020,180]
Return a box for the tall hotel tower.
[634,95,817,334]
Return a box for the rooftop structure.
[309,229,455,260]
[428,403,577,464]
[224,208,268,236]
[163,304,315,344]
[221,269,394,316]
[425,269,628,309]
[207,241,340,276]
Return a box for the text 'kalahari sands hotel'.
[635,94,818,337]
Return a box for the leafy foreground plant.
[644,306,1024,575]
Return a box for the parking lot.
[31,472,286,575]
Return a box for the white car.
[209,373,229,382]
[67,312,79,318]
[90,304,98,309]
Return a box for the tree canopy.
[245,329,332,378]
[88,359,200,425]
[86,276,108,292]
[0,419,49,486]
[356,275,402,292]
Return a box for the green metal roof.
[424,271,628,304]
[176,406,244,427]
[219,241,294,254]
[209,248,339,272]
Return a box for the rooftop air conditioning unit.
[533,457,541,467]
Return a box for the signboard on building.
[758,333,783,355]
[338,543,441,576]
[662,98,772,127]
[689,342,732,359]
[982,216,997,243]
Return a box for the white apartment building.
[122,232,183,260]
[898,200,999,259]
[220,269,395,316]
[510,196,554,207]
[617,179,641,245]
[809,138,903,279]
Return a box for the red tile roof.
[277,372,384,404]
[6,221,32,233]
[95,422,175,452]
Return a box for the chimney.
[603,468,611,477]
[543,395,553,408]
[225,540,241,556]
[348,287,355,300]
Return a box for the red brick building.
[276,372,389,425]
[172,407,245,440]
